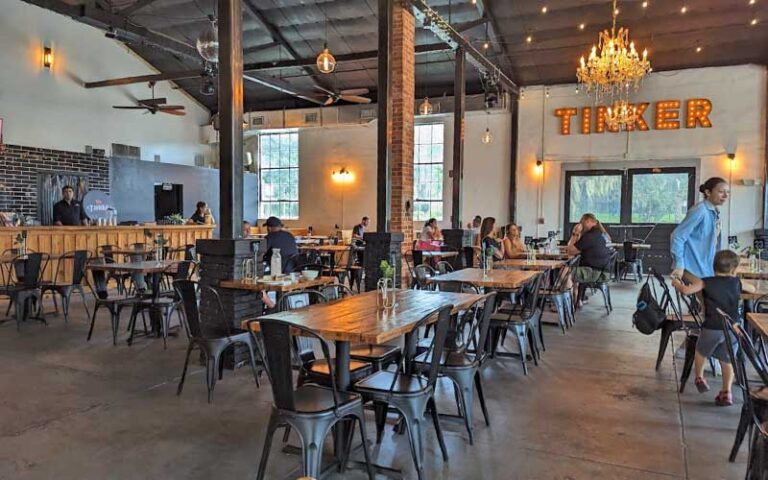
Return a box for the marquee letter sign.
[554,98,713,135]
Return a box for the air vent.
[111,143,141,160]
[194,154,205,167]
[360,108,376,120]
[251,115,266,127]
[304,112,318,124]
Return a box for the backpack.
[633,275,667,334]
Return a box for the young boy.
[671,250,755,406]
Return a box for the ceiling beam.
[120,0,159,16]
[243,73,326,105]
[243,42,452,72]
[243,41,281,55]
[455,17,489,32]
[409,0,518,93]
[84,69,204,88]
[472,0,517,82]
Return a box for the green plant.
[485,247,494,258]
[14,231,27,245]
[380,260,394,279]
[164,213,185,225]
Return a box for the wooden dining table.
[736,258,768,280]
[494,258,566,271]
[427,268,538,289]
[746,312,768,339]
[242,288,482,478]
[507,252,572,261]
[220,276,335,293]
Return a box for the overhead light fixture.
[200,76,215,96]
[696,46,702,53]
[526,35,533,43]
[482,111,493,144]
[606,100,639,131]
[541,6,548,14]
[642,1,648,7]
[750,18,759,25]
[579,23,586,30]
[680,5,688,13]
[42,46,53,69]
[419,97,433,115]
[483,41,490,50]
[749,0,756,4]
[196,16,219,63]
[316,44,336,74]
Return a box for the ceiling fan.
[112,82,187,116]
[314,86,372,106]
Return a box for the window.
[258,130,299,219]
[631,172,690,224]
[568,173,622,224]
[413,124,445,221]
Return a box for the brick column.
[389,4,416,284]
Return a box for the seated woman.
[503,224,527,258]
[416,218,443,251]
[478,217,505,266]
[566,213,614,283]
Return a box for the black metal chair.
[86,258,138,345]
[40,250,91,323]
[718,310,768,466]
[413,264,436,291]
[435,260,454,275]
[6,252,49,330]
[174,280,261,403]
[489,272,545,375]
[618,240,645,283]
[413,293,497,445]
[98,244,129,294]
[250,317,375,480]
[539,255,580,333]
[577,250,618,315]
[354,304,453,480]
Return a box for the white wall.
[0,0,210,164]
[516,65,768,241]
[262,110,512,236]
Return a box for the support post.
[509,97,519,223]
[451,48,465,229]
[376,0,392,233]
[218,0,244,239]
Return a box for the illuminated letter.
[554,108,578,135]
[686,98,712,128]
[655,100,681,130]
[581,107,592,134]
[626,102,650,131]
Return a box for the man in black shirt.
[263,216,298,273]
[567,213,613,282]
[53,186,88,226]
[352,216,369,240]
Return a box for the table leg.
[334,340,351,463]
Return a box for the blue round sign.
[82,191,115,220]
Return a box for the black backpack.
[633,274,667,334]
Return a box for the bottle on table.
[271,248,282,278]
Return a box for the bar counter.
[0,225,214,281]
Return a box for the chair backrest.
[71,250,90,285]
[463,246,475,269]
[435,260,454,274]
[519,273,544,320]
[184,244,196,261]
[98,245,116,263]
[413,264,435,290]
[402,304,454,388]
[319,283,355,301]
[171,260,193,281]
[412,249,424,266]
[622,241,638,262]
[437,280,477,294]
[174,279,231,339]
[251,318,339,413]
[278,290,328,365]
[86,258,109,300]
[18,253,46,288]
[453,292,496,355]
[719,309,768,386]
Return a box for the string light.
[750,18,759,25]
[642,1,648,7]
[526,35,533,43]
[541,6,548,14]
[696,46,702,53]
[680,5,688,14]
[579,23,586,30]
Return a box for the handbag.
[633,275,667,334]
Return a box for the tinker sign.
[554,98,712,135]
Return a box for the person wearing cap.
[263,216,298,274]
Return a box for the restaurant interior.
[1,0,768,478]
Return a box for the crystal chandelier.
[196,17,219,63]
[576,0,651,102]
[606,100,638,131]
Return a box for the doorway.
[564,167,696,273]
[154,183,183,221]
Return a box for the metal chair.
[250,317,375,480]
[98,245,130,294]
[435,260,454,274]
[354,304,453,480]
[86,258,138,345]
[539,255,580,333]
[489,273,545,375]
[413,293,497,445]
[174,280,261,403]
[127,262,189,349]
[413,264,436,291]
[6,252,49,330]
[577,250,619,315]
[40,250,91,323]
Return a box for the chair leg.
[87,304,100,341]
[656,322,675,371]
[298,420,328,478]
[207,354,220,404]
[63,290,72,323]
[400,403,427,480]
[528,327,540,366]
[679,335,697,393]
[127,305,140,345]
[244,340,261,388]
[599,284,611,315]
[256,413,280,480]
[729,404,751,462]
[77,287,91,321]
[355,409,377,480]
[427,396,449,459]
[177,343,195,396]
[514,326,529,375]
[474,370,490,426]
[553,296,567,334]
[450,371,476,445]
[373,401,388,444]
[110,309,120,346]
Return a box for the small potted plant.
[164,213,185,225]
[378,260,396,309]
[14,230,28,256]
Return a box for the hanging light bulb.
[316,43,336,74]
[419,97,433,115]
[482,127,493,144]
[196,17,219,63]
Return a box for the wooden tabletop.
[607,243,652,249]
[741,279,768,301]
[736,259,768,280]
[494,258,566,271]
[299,245,355,252]
[428,268,538,289]
[220,276,335,292]
[420,251,459,258]
[108,248,155,256]
[242,289,483,344]
[746,312,768,338]
[88,260,179,273]
[506,252,572,261]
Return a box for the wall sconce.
[332,167,354,183]
[535,159,543,174]
[42,46,53,69]
[727,152,736,162]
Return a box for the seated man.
[566,213,613,283]
[352,216,369,241]
[263,216,298,274]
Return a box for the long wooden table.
[737,258,768,280]
[220,276,335,293]
[494,258,565,271]
[427,268,538,289]
[507,252,572,261]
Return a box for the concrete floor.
[0,282,750,480]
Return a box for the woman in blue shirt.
[670,177,729,279]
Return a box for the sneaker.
[715,390,733,406]
[695,376,710,393]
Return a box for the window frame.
[257,129,300,220]
[412,123,445,221]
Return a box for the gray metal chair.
[413,264,436,290]
[250,317,375,480]
[86,258,138,345]
[413,292,497,445]
[539,255,580,333]
[354,304,453,480]
[40,250,91,323]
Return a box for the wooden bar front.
[0,225,214,281]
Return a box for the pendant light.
[481,111,493,144]
[196,16,219,63]
[316,17,336,74]
[419,53,433,115]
